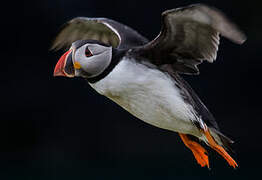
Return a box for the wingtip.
[49,40,60,51]
[194,3,247,45]
[237,35,247,45]
[230,32,247,45]
[49,40,57,51]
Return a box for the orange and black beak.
[53,49,75,77]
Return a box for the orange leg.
[201,128,238,168]
[179,133,209,168]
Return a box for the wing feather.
[135,4,246,74]
[51,17,148,50]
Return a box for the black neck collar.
[86,48,127,84]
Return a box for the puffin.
[52,4,246,168]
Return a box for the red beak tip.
[53,50,72,77]
[53,63,66,77]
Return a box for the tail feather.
[209,127,235,154]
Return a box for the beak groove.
[53,50,74,77]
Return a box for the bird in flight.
[52,4,246,168]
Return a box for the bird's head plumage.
[54,40,113,79]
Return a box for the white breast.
[89,57,200,135]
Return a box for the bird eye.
[85,47,93,57]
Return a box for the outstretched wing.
[132,4,246,133]
[134,4,246,75]
[51,17,148,50]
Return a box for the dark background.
[1,0,261,179]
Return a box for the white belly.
[89,58,200,136]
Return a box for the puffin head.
[54,40,113,79]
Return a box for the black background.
[1,0,261,179]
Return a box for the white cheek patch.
[74,44,112,77]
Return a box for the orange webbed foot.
[201,128,238,168]
[179,133,209,168]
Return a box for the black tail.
[210,127,235,153]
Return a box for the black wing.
[51,17,148,50]
[134,4,246,75]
